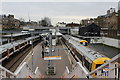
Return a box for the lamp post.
[29,29,35,71]
[30,40,34,70]
[91,32,94,44]
[0,32,2,46]
[11,33,13,44]
[102,32,105,51]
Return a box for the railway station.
[0,1,120,79]
[0,26,119,79]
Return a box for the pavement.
[27,40,71,78]
[88,43,120,58]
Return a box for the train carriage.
[0,35,41,63]
[62,35,110,73]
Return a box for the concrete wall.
[90,38,102,43]
[70,28,79,35]
[90,37,120,48]
[102,37,120,48]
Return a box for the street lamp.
[101,32,105,51]
[29,29,35,71]
[11,33,13,44]
[29,29,35,37]
[30,40,34,71]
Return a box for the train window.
[28,41,30,44]
[9,48,14,53]
[15,46,18,50]
[89,64,92,72]
[76,51,82,61]
[2,51,7,58]
[20,43,24,47]
[24,42,27,46]
[25,42,27,44]
[84,59,91,71]
[52,36,56,39]
[96,64,102,68]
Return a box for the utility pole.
[11,33,13,44]
[43,31,61,75]
[29,29,35,71]
[48,32,52,66]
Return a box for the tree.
[19,18,26,26]
[19,18,25,22]
[40,17,51,27]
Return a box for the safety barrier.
[87,53,120,78]
[0,62,42,79]
[62,35,120,79]
[62,54,120,79]
[63,62,88,78]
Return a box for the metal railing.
[63,62,88,78]
[62,35,120,79]
[0,62,41,79]
[62,54,120,79]
[87,53,120,78]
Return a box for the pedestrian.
[42,51,44,58]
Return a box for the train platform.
[2,33,30,37]
[0,34,119,79]
[0,35,41,73]
[0,35,39,55]
[26,40,72,78]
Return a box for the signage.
[44,56,61,60]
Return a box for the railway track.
[2,40,41,72]
[5,46,31,72]
[60,37,79,62]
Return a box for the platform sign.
[44,56,61,60]
[30,40,32,44]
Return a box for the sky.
[0,1,119,25]
[1,0,120,2]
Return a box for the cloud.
[1,0,120,2]
[1,2,118,25]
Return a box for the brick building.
[66,22,80,27]
[2,14,20,29]
[94,8,119,39]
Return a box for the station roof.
[3,33,30,37]
[0,30,21,34]
[41,32,62,36]
[52,32,62,36]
